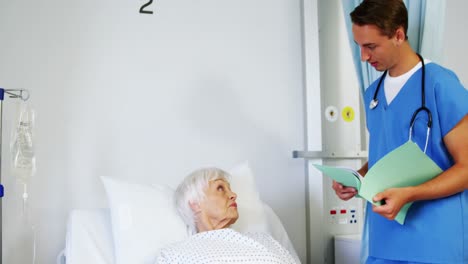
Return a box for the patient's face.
[198,179,238,230]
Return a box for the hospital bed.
[59,204,297,264]
[57,163,299,264]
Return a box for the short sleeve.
[434,69,468,137]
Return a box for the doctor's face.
[199,179,238,228]
[352,24,401,73]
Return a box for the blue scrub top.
[364,63,468,263]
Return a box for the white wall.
[444,0,468,86]
[0,1,308,263]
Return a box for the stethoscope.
[369,53,432,153]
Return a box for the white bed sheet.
[64,204,299,264]
[65,209,115,264]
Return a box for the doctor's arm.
[373,115,468,220]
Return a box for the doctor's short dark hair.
[350,0,408,40]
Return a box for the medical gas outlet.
[342,106,355,122]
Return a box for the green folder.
[313,141,443,224]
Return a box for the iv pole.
[0,88,30,263]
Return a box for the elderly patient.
[155,167,300,264]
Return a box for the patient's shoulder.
[156,229,299,264]
[244,232,289,252]
[244,232,301,264]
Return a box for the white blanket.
[155,228,300,264]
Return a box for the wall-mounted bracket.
[292,150,368,159]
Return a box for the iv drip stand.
[0,88,30,263]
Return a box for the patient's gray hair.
[175,167,231,234]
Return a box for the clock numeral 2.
[140,0,153,14]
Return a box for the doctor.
[332,0,468,263]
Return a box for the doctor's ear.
[189,201,202,213]
[393,27,406,45]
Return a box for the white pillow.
[229,163,298,261]
[228,161,269,234]
[101,177,187,264]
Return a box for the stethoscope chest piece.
[369,99,379,110]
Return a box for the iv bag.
[10,102,36,184]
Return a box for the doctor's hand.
[372,187,413,220]
[332,180,358,201]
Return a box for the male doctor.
[332,0,468,263]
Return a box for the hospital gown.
[155,228,300,264]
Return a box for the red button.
[330,210,337,215]
[340,209,347,214]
